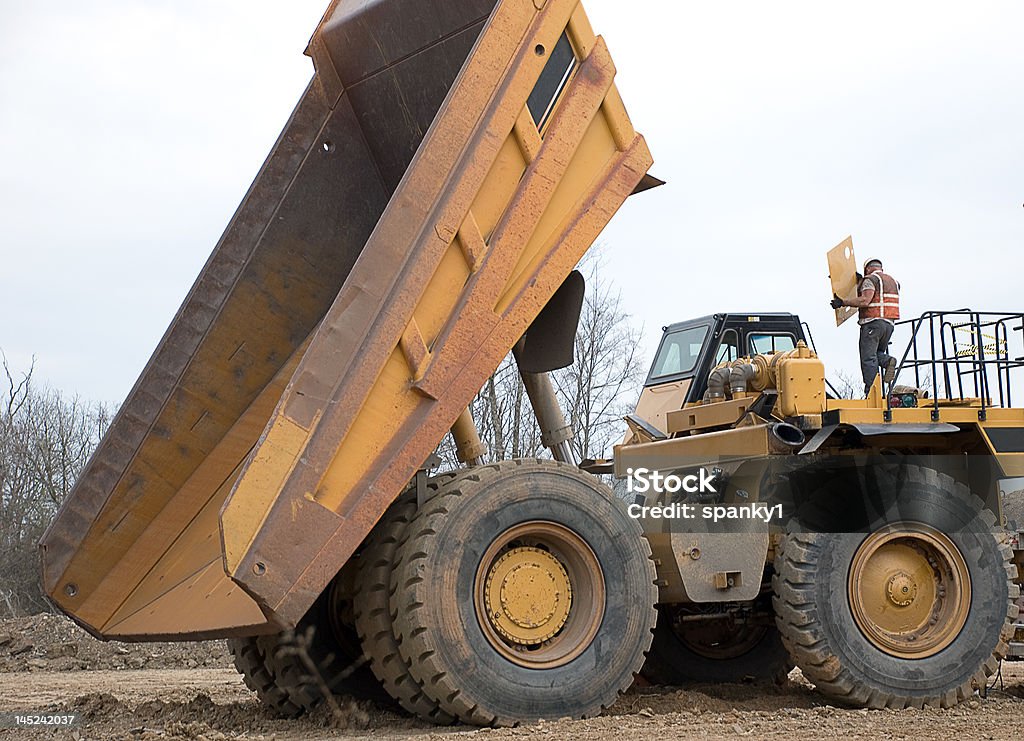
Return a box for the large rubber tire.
[228,635,304,718]
[228,568,383,716]
[773,466,1020,709]
[353,479,456,724]
[641,605,791,685]
[390,459,658,726]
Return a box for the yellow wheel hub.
[484,546,572,645]
[886,571,918,607]
[849,523,971,659]
[474,521,605,669]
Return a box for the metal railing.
[893,310,1024,420]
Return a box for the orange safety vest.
[859,270,900,321]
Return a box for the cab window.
[650,325,709,380]
[749,333,796,355]
[715,329,740,364]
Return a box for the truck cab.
[634,312,808,435]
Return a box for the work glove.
[830,296,845,309]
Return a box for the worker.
[830,258,900,396]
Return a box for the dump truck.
[40,0,1023,726]
[42,0,661,724]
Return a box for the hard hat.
[863,257,883,271]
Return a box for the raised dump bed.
[40,0,653,640]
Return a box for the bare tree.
[477,357,544,461]
[438,251,644,467]
[828,369,861,400]
[830,367,933,400]
[0,353,111,616]
[553,254,645,461]
[437,356,545,470]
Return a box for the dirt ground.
[0,614,230,673]
[0,614,1022,741]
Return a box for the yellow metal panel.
[101,457,245,631]
[314,349,416,510]
[471,134,530,240]
[977,419,1024,476]
[220,412,313,570]
[829,407,1024,425]
[278,137,649,623]
[499,101,619,313]
[777,356,826,417]
[633,380,693,437]
[994,457,1024,477]
[979,413,1024,423]
[665,397,751,435]
[415,236,477,349]
[827,236,859,327]
[615,425,771,477]
[103,560,269,640]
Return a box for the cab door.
[631,323,738,435]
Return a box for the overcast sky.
[1,1,1022,405]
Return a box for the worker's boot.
[883,357,897,384]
